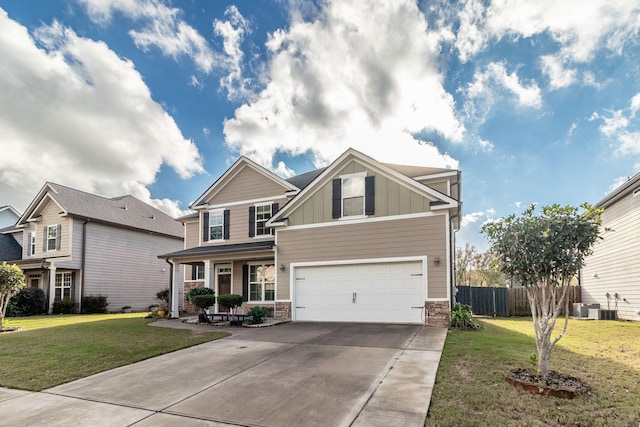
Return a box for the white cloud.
[464,62,541,122]
[591,97,640,158]
[456,0,640,64]
[214,5,253,101]
[540,55,577,90]
[222,0,464,171]
[0,10,203,216]
[630,93,640,117]
[79,0,223,74]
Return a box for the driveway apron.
[0,322,446,427]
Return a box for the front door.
[216,265,232,312]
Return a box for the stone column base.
[275,302,292,320]
[425,301,450,326]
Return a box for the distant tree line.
[455,243,505,287]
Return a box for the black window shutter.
[56,224,62,250]
[202,212,209,242]
[365,176,375,215]
[191,265,196,281]
[270,203,279,235]
[248,206,255,237]
[42,226,47,252]
[223,210,230,240]
[332,179,341,219]
[242,264,249,302]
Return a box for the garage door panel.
[294,261,426,324]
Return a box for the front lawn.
[0,314,229,391]
[426,318,640,427]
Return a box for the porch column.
[170,260,180,318]
[203,260,214,313]
[48,262,56,314]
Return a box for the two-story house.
[7,183,184,313]
[161,148,461,325]
[0,206,22,262]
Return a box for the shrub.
[81,295,109,314]
[247,306,269,325]
[52,298,78,314]
[186,287,214,303]
[7,288,47,316]
[192,294,216,313]
[449,303,479,330]
[217,294,243,313]
[156,288,170,309]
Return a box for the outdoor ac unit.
[573,303,600,318]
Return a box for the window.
[30,232,36,256]
[55,272,72,300]
[191,263,205,281]
[248,264,275,302]
[47,225,59,251]
[332,175,375,219]
[342,175,365,217]
[255,204,272,236]
[209,211,224,241]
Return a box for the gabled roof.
[17,183,183,239]
[597,172,640,209]
[0,205,20,217]
[191,156,299,209]
[285,167,328,190]
[0,231,22,262]
[268,148,459,224]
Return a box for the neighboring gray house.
[7,183,184,313]
[581,172,640,321]
[0,206,22,262]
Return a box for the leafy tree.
[455,243,476,287]
[482,204,603,378]
[472,250,503,287]
[0,262,26,329]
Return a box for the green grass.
[0,314,229,391]
[426,318,640,427]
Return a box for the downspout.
[80,218,90,313]
[165,258,173,318]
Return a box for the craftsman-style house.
[161,148,461,325]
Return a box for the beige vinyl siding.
[32,201,71,258]
[184,219,199,248]
[288,159,432,226]
[199,198,287,247]
[55,218,83,270]
[210,165,291,205]
[83,222,183,312]
[582,191,640,321]
[277,215,448,300]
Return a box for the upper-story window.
[255,204,271,236]
[249,203,278,237]
[332,174,375,219]
[44,224,61,252]
[342,175,365,217]
[209,211,224,241]
[30,232,36,256]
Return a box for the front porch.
[160,241,291,320]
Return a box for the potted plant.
[155,288,170,317]
[217,294,244,326]
[122,305,132,313]
[192,294,216,323]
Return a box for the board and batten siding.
[83,222,183,312]
[582,191,640,321]
[184,219,199,248]
[208,165,291,205]
[288,160,433,226]
[277,214,448,301]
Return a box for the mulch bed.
[505,368,590,398]
[0,327,20,333]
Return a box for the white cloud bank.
[0,9,203,216]
[223,0,464,171]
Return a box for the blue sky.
[1,0,639,251]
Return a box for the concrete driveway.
[0,322,446,427]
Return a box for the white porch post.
[48,262,56,314]
[170,260,180,318]
[204,260,214,313]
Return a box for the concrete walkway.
[0,321,447,426]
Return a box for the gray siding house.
[582,173,640,321]
[8,183,184,313]
[0,206,22,262]
[161,148,461,325]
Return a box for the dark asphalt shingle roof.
[159,240,274,259]
[0,232,22,262]
[42,183,183,238]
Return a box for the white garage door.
[293,261,425,323]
